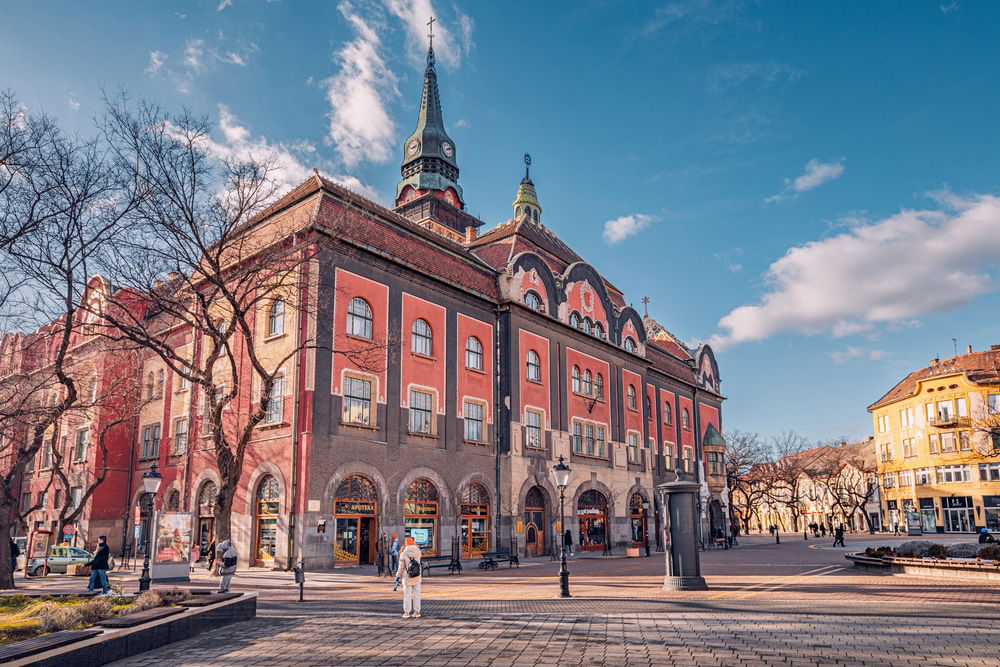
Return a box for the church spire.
[395,16,463,210]
[512,153,541,223]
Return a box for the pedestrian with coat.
[395,536,422,618]
[833,525,845,547]
[9,538,19,579]
[564,529,573,557]
[820,524,826,537]
[217,540,238,593]
[389,534,400,574]
[207,540,217,572]
[85,535,111,594]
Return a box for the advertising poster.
[155,512,193,563]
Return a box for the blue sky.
[5,0,1000,444]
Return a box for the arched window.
[569,312,580,329]
[147,372,154,399]
[582,318,592,334]
[254,476,280,564]
[627,384,637,410]
[462,481,489,505]
[257,476,279,513]
[167,489,180,511]
[155,370,164,397]
[594,373,604,400]
[663,402,672,425]
[583,370,593,396]
[347,298,373,339]
[198,481,218,515]
[594,322,605,338]
[268,297,285,336]
[526,350,541,381]
[682,408,690,429]
[411,319,432,356]
[572,366,581,393]
[335,474,377,501]
[645,394,651,416]
[465,337,483,371]
[624,337,637,353]
[524,291,543,311]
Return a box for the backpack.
[222,555,237,568]
[406,557,421,578]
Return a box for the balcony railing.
[929,415,969,428]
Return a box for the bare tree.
[826,444,878,533]
[765,431,812,531]
[723,430,771,531]
[94,99,387,558]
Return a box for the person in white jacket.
[217,540,238,593]
[395,536,423,618]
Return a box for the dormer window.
[624,337,637,353]
[524,291,543,312]
[594,322,605,339]
[582,318,592,334]
[570,312,581,329]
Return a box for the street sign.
[62,524,75,535]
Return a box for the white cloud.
[766,158,845,203]
[217,0,233,11]
[146,50,168,74]
[940,1,959,14]
[324,2,399,168]
[454,118,470,129]
[183,39,205,73]
[708,61,805,92]
[829,346,884,364]
[601,213,656,245]
[713,247,743,273]
[200,105,381,203]
[67,97,80,111]
[709,193,1000,350]
[384,0,471,69]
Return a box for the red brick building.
[4,41,727,568]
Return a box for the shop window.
[577,490,608,551]
[460,482,490,557]
[254,476,279,565]
[404,478,439,555]
[629,493,648,546]
[334,474,378,564]
[465,337,483,371]
[411,319,433,356]
[347,298,373,339]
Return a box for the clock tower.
[394,19,482,242]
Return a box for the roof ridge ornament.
[426,16,436,69]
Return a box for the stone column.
[657,480,708,590]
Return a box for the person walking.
[833,525,845,548]
[217,540,237,593]
[389,534,400,574]
[820,524,827,538]
[85,535,111,595]
[563,529,573,557]
[9,538,19,581]
[396,536,422,618]
[207,540,217,572]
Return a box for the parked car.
[26,546,92,576]
[12,537,27,572]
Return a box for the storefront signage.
[578,507,602,516]
[335,500,376,515]
[404,502,437,516]
[460,504,488,516]
[942,496,971,509]
[410,528,429,545]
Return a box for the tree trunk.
[0,510,16,589]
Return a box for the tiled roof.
[868,348,1000,410]
[644,317,693,361]
[646,342,697,385]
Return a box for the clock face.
[407,139,420,156]
[441,141,453,157]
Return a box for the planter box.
[845,553,1000,582]
[4,592,257,667]
[625,547,641,558]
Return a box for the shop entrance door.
[525,524,543,556]
[945,508,974,532]
[359,518,373,564]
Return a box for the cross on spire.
[427,16,436,49]
[524,153,531,180]
[642,296,650,317]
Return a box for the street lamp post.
[138,463,162,592]
[551,456,571,598]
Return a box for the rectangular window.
[989,394,1000,414]
[929,433,939,454]
[627,433,640,463]
[936,400,952,421]
[464,401,483,442]
[959,431,970,451]
[41,440,53,469]
[663,443,674,471]
[902,438,914,458]
[899,409,908,428]
[264,376,284,423]
[70,486,82,508]
[20,493,30,513]
[915,468,932,485]
[595,426,606,458]
[883,472,896,489]
[173,418,188,454]
[683,447,694,473]
[980,463,1000,482]
[940,432,956,453]
[899,469,914,487]
[708,451,721,475]
[926,403,935,421]
[956,397,967,417]
[525,411,542,449]
[141,424,161,459]
[38,490,47,509]
[54,489,62,508]
[936,465,971,484]
[585,424,595,456]
[408,390,433,434]
[73,428,89,461]
[880,442,893,462]
[343,377,372,425]
[571,422,583,454]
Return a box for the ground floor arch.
[577,489,609,552]
[523,485,548,557]
[333,473,379,565]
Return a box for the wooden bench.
[479,551,519,570]
[420,555,462,575]
[177,592,243,607]
[96,606,185,628]
[0,629,102,663]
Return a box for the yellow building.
[868,345,1000,535]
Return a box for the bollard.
[293,560,305,602]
